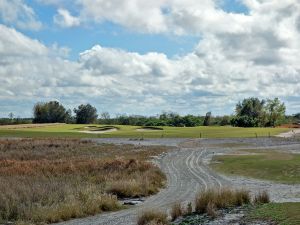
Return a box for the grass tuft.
[254,191,270,204]
[137,210,169,225]
[206,201,217,218]
[170,202,183,221]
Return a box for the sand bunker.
[276,129,300,138]
[80,128,118,134]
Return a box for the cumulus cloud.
[74,0,250,34]
[53,8,80,28]
[0,0,42,30]
[1,0,300,116]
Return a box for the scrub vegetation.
[0,139,168,224]
[195,188,251,215]
[139,188,270,225]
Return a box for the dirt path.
[56,138,300,225]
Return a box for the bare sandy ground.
[275,128,300,138]
[55,138,300,225]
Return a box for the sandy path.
[55,138,300,225]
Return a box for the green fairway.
[211,151,300,184]
[0,124,289,138]
[247,203,300,225]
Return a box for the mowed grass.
[0,139,169,224]
[211,151,300,184]
[247,203,300,225]
[0,124,290,138]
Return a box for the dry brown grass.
[254,191,270,204]
[206,202,217,218]
[186,202,193,215]
[137,210,169,225]
[0,139,169,224]
[170,202,183,221]
[195,188,251,214]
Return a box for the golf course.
[0,124,291,138]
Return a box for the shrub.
[137,210,169,225]
[195,189,215,213]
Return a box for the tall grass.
[253,191,270,204]
[137,210,169,225]
[0,139,168,224]
[195,188,251,214]
[170,202,183,221]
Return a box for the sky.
[0,0,300,118]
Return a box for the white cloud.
[53,8,80,28]
[78,0,168,33]
[74,0,250,34]
[1,0,300,116]
[0,0,42,30]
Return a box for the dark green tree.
[74,104,98,124]
[33,101,68,123]
[231,98,265,127]
[203,112,212,126]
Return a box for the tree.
[100,112,110,124]
[74,104,98,124]
[220,116,231,126]
[203,112,212,126]
[8,112,14,121]
[265,98,286,127]
[232,98,265,127]
[231,97,286,127]
[33,101,68,123]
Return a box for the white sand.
[79,128,118,134]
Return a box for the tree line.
[1,98,298,127]
[33,101,97,124]
[32,101,232,126]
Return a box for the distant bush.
[0,118,32,125]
